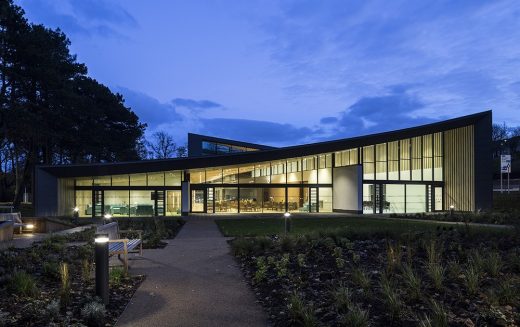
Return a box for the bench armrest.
[119,230,143,239]
[108,238,129,243]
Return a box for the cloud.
[116,87,183,127]
[17,0,137,38]
[199,118,316,146]
[331,87,435,137]
[320,117,338,124]
[171,98,222,110]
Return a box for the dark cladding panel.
[473,112,492,210]
[35,168,58,216]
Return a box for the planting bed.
[0,230,144,326]
[231,225,520,326]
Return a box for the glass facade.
[73,131,444,216]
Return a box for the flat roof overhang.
[38,110,491,178]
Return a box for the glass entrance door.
[206,187,214,213]
[191,189,205,212]
[309,187,318,213]
[93,190,104,217]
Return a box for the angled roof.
[187,132,276,157]
[39,110,492,178]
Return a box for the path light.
[449,205,455,217]
[73,207,79,220]
[284,212,292,235]
[94,233,109,306]
[103,213,112,223]
[26,224,34,230]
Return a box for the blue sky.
[17,0,520,146]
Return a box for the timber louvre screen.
[444,125,475,211]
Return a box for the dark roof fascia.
[39,110,491,178]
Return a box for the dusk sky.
[17,0,520,146]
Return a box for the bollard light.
[94,233,109,306]
[284,212,291,235]
[26,224,34,229]
[449,205,455,217]
[104,213,112,220]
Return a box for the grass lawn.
[215,216,509,237]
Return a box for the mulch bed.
[0,236,144,326]
[233,229,520,326]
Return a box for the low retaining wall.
[0,221,14,242]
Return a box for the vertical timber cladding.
[444,125,475,211]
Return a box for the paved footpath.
[116,217,267,327]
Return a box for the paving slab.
[116,217,267,327]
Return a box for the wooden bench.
[96,222,143,271]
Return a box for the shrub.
[465,264,480,296]
[496,277,516,305]
[351,268,371,295]
[386,241,402,272]
[231,238,255,257]
[109,267,128,286]
[447,259,462,280]
[60,262,71,307]
[484,251,503,277]
[8,270,38,297]
[380,273,402,319]
[427,263,445,291]
[341,304,369,327]
[253,256,268,284]
[82,259,92,281]
[401,264,421,301]
[81,301,106,327]
[297,253,306,268]
[332,282,352,313]
[280,236,295,252]
[43,261,60,280]
[332,246,343,258]
[424,239,442,266]
[429,300,448,327]
[287,292,317,327]
[336,257,346,269]
[275,253,290,278]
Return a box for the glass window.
[254,163,271,183]
[191,190,205,212]
[147,172,164,186]
[262,188,285,213]
[434,157,443,181]
[384,184,405,213]
[216,144,230,154]
[318,168,332,184]
[76,190,92,217]
[388,160,399,180]
[76,177,93,187]
[129,190,155,216]
[303,156,316,170]
[400,139,410,180]
[433,132,442,157]
[166,190,181,215]
[423,157,433,181]
[349,148,358,165]
[363,146,374,180]
[363,184,374,214]
[105,190,130,217]
[222,167,238,184]
[202,141,217,154]
[206,168,223,184]
[335,152,343,167]
[388,141,398,160]
[215,187,238,213]
[434,187,443,211]
[287,159,302,184]
[271,161,286,183]
[130,173,147,186]
[319,187,332,212]
[238,166,255,184]
[93,176,111,186]
[406,184,426,213]
[239,188,262,212]
[411,137,422,181]
[112,175,129,186]
[190,170,205,184]
[165,171,182,186]
[287,187,305,212]
[303,157,317,184]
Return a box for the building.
[34,111,492,217]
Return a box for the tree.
[0,0,146,204]
[148,131,177,159]
[176,144,188,158]
[492,123,508,141]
